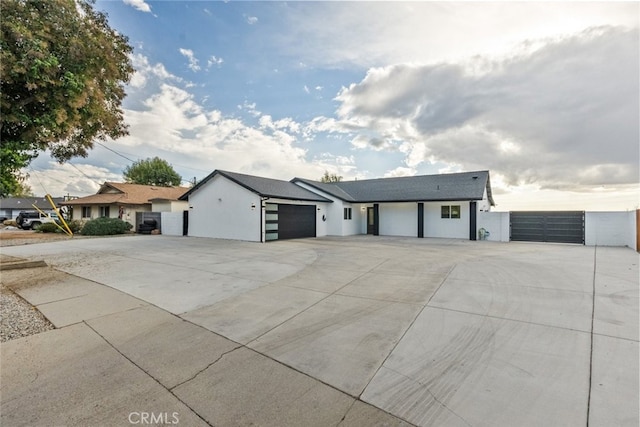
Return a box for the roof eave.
[261,194,333,203]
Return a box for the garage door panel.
[510,211,584,244]
[276,204,316,240]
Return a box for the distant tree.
[123,157,182,187]
[320,171,343,183]
[0,0,134,197]
[0,175,33,198]
[11,180,34,197]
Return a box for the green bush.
[80,217,133,236]
[65,219,84,233]
[35,222,60,233]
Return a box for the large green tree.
[123,157,182,187]
[0,0,134,197]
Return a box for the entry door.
[367,205,379,235]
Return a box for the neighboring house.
[61,182,189,227]
[180,169,495,242]
[0,197,65,220]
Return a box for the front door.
[367,204,379,235]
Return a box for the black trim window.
[343,207,352,220]
[441,205,461,219]
[82,206,92,218]
[99,206,110,217]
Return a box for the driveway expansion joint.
[82,320,214,427]
[169,346,241,392]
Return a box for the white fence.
[477,210,637,248]
[585,211,636,248]
[160,212,184,236]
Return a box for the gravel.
[1,283,54,342]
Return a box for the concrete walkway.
[1,236,638,426]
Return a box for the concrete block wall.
[477,211,510,242]
[585,211,636,248]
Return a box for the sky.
[26,1,639,211]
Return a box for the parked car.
[16,211,59,230]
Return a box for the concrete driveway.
[1,235,638,426]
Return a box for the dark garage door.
[510,211,585,244]
[272,204,316,240]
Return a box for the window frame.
[343,207,352,220]
[81,206,92,219]
[441,205,461,219]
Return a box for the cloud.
[331,26,639,190]
[384,166,416,178]
[27,161,122,197]
[179,48,201,72]
[80,80,345,188]
[123,0,152,13]
[129,54,182,89]
[207,55,224,68]
[276,2,638,68]
[246,15,258,25]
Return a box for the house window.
[441,205,461,219]
[343,207,352,220]
[99,206,110,217]
[82,206,92,218]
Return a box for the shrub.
[35,222,61,233]
[65,220,84,233]
[81,217,133,236]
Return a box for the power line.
[96,141,211,174]
[67,163,103,187]
[28,166,50,195]
[28,167,70,186]
[95,141,138,163]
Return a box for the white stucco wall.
[479,187,492,212]
[343,203,365,236]
[379,203,418,237]
[423,201,470,239]
[585,211,636,248]
[477,211,510,242]
[160,211,184,236]
[188,175,261,241]
[152,200,189,212]
[292,182,345,236]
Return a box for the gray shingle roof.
[180,170,332,203]
[293,171,494,205]
[0,197,65,210]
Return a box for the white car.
[16,211,59,230]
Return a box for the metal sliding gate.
[510,211,585,244]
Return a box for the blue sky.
[28,1,639,211]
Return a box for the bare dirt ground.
[0,230,68,341]
[0,227,71,247]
